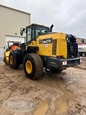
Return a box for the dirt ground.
[0,57,86,115]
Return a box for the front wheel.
[23,53,43,80]
[9,51,20,69]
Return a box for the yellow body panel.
[26,32,67,58]
[26,41,36,49]
[4,51,10,64]
[58,33,67,58]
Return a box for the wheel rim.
[4,57,7,64]
[10,56,13,65]
[26,60,32,74]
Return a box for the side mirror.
[20,28,26,36]
[20,28,23,36]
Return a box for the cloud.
[0,0,86,38]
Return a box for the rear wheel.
[23,53,43,80]
[9,51,20,69]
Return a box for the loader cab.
[26,24,49,44]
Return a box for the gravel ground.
[0,58,3,63]
[0,57,86,115]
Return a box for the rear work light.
[62,61,67,65]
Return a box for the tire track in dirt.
[0,63,86,115]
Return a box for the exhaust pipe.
[49,24,54,32]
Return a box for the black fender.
[12,49,23,64]
[27,46,39,53]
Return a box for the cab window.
[35,26,49,38]
[27,28,31,42]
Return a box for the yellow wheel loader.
[4,23,80,80]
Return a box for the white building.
[0,5,30,57]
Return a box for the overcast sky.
[0,0,86,38]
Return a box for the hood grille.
[66,35,78,58]
[52,39,57,55]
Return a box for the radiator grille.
[66,35,78,58]
[52,39,57,55]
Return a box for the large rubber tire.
[9,51,20,69]
[23,53,43,80]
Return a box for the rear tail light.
[59,55,64,59]
[62,61,67,65]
